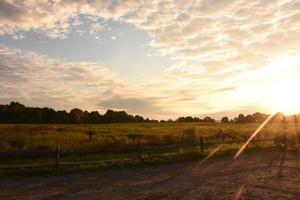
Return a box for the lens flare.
[199,144,223,165]
[234,113,275,159]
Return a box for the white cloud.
[1,1,299,64]
[1,0,300,117]
[0,45,176,118]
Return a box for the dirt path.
[1,150,300,200]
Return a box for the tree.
[236,114,246,123]
[203,116,215,123]
[24,107,43,123]
[252,112,268,123]
[245,115,255,123]
[0,102,159,124]
[89,111,103,123]
[7,102,25,123]
[221,116,229,123]
[56,110,69,123]
[176,116,203,122]
[70,108,84,124]
[41,107,57,123]
[134,115,144,122]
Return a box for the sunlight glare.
[234,113,275,159]
[262,79,300,115]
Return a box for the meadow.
[1,122,299,152]
[1,122,300,175]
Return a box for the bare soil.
[1,150,300,200]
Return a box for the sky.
[0,0,300,119]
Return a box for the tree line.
[0,102,220,124]
[175,116,215,123]
[0,102,299,124]
[0,102,156,124]
[221,112,300,123]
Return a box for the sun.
[262,79,300,115]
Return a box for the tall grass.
[0,122,300,154]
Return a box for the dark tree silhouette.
[203,116,215,123]
[221,116,229,123]
[70,108,84,124]
[176,116,203,122]
[0,102,153,124]
[236,114,246,123]
[0,102,296,124]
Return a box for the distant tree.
[103,110,132,123]
[7,102,26,123]
[231,113,271,123]
[134,115,144,122]
[4,101,297,125]
[0,105,8,123]
[70,108,84,124]
[236,114,246,123]
[176,116,203,122]
[203,116,215,123]
[56,110,69,124]
[245,115,255,123]
[221,116,229,123]
[176,117,185,122]
[252,112,268,123]
[41,107,57,123]
[89,111,103,123]
[24,107,43,123]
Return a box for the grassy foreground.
[0,122,300,177]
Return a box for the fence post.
[200,137,204,154]
[89,131,93,141]
[138,142,143,162]
[56,145,60,168]
[282,135,288,150]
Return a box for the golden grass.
[0,122,299,154]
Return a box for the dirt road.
[1,150,300,200]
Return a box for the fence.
[0,137,289,171]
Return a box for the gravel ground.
[1,150,300,200]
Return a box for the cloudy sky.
[1,0,300,119]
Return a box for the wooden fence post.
[138,142,143,162]
[200,137,204,154]
[89,131,93,141]
[56,145,60,168]
[88,130,97,142]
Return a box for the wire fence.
[0,136,291,171]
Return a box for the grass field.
[1,122,299,152]
[1,122,300,176]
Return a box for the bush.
[182,128,197,145]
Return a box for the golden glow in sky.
[262,79,300,115]
[259,56,300,115]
